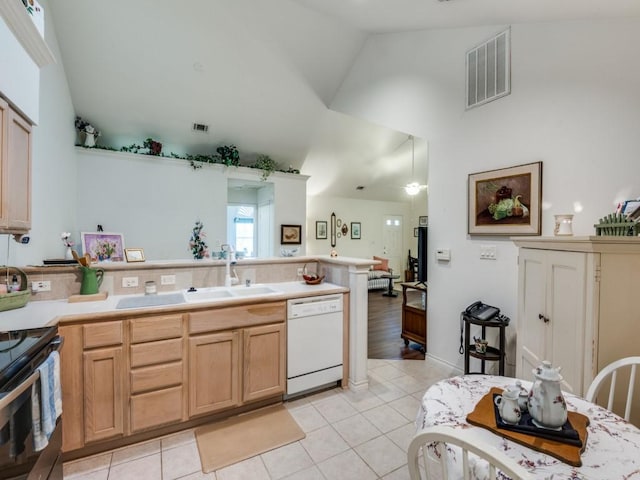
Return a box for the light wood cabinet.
[189,331,240,417]
[128,314,185,433]
[514,237,640,424]
[61,299,290,456]
[188,302,286,418]
[0,97,32,233]
[83,347,124,443]
[243,323,286,403]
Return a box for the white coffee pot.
[527,360,568,429]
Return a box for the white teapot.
[527,361,568,429]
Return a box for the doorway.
[382,215,403,274]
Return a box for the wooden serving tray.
[466,387,589,467]
[68,292,108,303]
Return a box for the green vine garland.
[76,142,300,179]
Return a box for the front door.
[382,215,403,274]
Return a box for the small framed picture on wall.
[419,216,428,226]
[281,224,302,244]
[351,222,361,239]
[316,221,327,239]
[414,227,419,237]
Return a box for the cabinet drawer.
[84,322,123,349]
[131,362,183,394]
[130,386,183,433]
[189,302,285,334]
[130,314,183,343]
[130,338,182,368]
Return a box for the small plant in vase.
[189,220,209,259]
[61,232,75,260]
[75,116,101,147]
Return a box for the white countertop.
[0,281,348,331]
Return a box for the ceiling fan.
[404,135,428,196]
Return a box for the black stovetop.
[0,326,58,392]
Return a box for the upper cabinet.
[0,98,32,233]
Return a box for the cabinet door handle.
[538,313,550,323]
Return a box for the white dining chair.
[585,356,640,423]
[407,425,534,480]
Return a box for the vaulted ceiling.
[48,0,640,203]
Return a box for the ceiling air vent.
[192,123,209,133]
[466,28,511,109]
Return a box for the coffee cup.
[494,390,522,425]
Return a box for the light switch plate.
[436,249,451,261]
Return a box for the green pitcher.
[80,266,104,295]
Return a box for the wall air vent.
[466,28,511,109]
[192,123,209,133]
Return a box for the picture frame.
[351,222,361,239]
[414,227,419,237]
[419,216,429,227]
[81,232,125,262]
[124,248,145,263]
[315,221,327,240]
[281,224,302,245]
[468,161,542,236]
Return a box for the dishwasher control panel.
[287,294,343,319]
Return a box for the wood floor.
[368,288,425,360]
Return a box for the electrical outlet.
[297,268,304,276]
[32,280,51,292]
[161,274,176,285]
[122,276,139,288]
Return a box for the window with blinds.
[466,28,511,109]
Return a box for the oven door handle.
[49,335,64,353]
[0,370,40,411]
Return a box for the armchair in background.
[368,256,393,291]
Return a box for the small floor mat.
[194,404,305,473]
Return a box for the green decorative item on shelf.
[254,154,279,180]
[216,145,240,166]
[594,213,640,236]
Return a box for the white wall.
[306,194,420,273]
[332,19,640,371]
[75,150,307,260]
[6,0,77,267]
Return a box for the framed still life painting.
[468,162,542,236]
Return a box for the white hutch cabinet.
[513,237,640,424]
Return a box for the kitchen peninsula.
[1,255,374,459]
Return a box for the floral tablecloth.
[415,375,640,480]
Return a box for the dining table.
[415,375,640,480]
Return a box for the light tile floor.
[63,357,456,480]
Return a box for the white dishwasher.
[287,294,344,396]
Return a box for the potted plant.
[254,154,279,180]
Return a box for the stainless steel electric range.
[0,326,63,480]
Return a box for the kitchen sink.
[231,286,280,297]
[184,285,282,303]
[184,288,234,303]
[116,292,186,309]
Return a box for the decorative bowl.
[303,275,325,285]
[281,248,298,257]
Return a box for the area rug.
[194,404,305,472]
